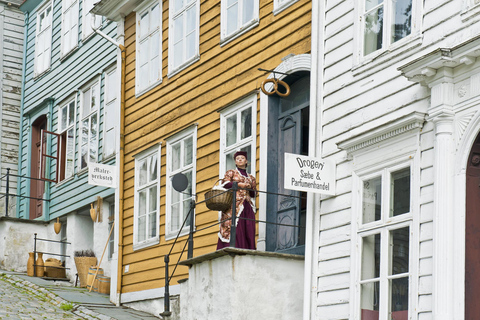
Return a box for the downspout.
[17,11,29,219]
[92,19,125,305]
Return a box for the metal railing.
[0,168,50,217]
[33,233,70,278]
[160,182,306,317]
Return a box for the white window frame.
[165,127,197,240]
[220,0,259,44]
[355,0,421,63]
[34,0,53,76]
[79,78,100,171]
[219,94,257,176]
[135,0,162,95]
[273,0,299,15]
[103,66,118,159]
[57,97,77,182]
[352,163,415,320]
[133,144,161,250]
[82,0,101,39]
[61,0,80,57]
[168,0,200,76]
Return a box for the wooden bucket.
[87,267,103,291]
[97,275,110,294]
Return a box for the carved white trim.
[455,110,478,147]
[337,112,426,154]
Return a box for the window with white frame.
[103,67,118,158]
[34,2,53,75]
[168,0,199,74]
[356,165,411,320]
[61,0,79,56]
[166,128,196,238]
[136,1,162,93]
[58,99,76,181]
[82,0,101,39]
[220,95,256,174]
[362,0,412,56]
[221,0,259,41]
[134,146,160,247]
[80,80,100,170]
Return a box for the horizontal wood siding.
[0,4,23,215]
[18,1,117,220]
[120,0,311,293]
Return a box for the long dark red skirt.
[217,200,256,250]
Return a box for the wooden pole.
[89,221,115,292]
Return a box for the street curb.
[0,273,115,320]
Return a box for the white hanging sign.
[88,163,117,188]
[284,153,335,195]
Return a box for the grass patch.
[60,303,74,311]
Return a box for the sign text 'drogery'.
[284,153,335,195]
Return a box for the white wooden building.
[307,0,480,319]
[0,0,22,217]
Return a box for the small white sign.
[88,163,117,188]
[284,153,335,195]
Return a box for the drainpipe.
[92,19,126,305]
[17,11,29,219]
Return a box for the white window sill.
[351,33,423,77]
[135,78,163,98]
[133,237,159,251]
[167,56,200,79]
[54,175,75,187]
[60,45,79,62]
[165,228,191,241]
[220,20,259,47]
[273,0,300,16]
[33,67,51,80]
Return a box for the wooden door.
[29,116,46,219]
[466,132,480,318]
[266,76,309,255]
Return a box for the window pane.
[137,216,146,242]
[140,11,149,38]
[226,114,237,146]
[61,106,67,131]
[361,233,380,280]
[91,84,99,111]
[66,128,74,178]
[365,0,383,11]
[149,185,157,212]
[171,203,180,231]
[391,0,411,43]
[68,101,75,126]
[149,212,157,238]
[174,0,183,13]
[150,4,160,31]
[81,119,88,169]
[391,227,409,275]
[172,143,181,171]
[150,32,160,83]
[186,6,195,33]
[83,90,91,118]
[361,282,380,320]
[364,7,383,55]
[184,137,193,166]
[186,32,195,61]
[391,168,410,217]
[149,154,158,182]
[225,145,250,171]
[242,0,254,24]
[172,188,180,204]
[183,170,193,199]
[139,190,147,216]
[183,198,191,227]
[363,176,382,224]
[241,108,252,140]
[390,277,408,316]
[139,159,147,186]
[89,113,97,163]
[226,4,238,35]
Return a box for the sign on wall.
[88,163,117,188]
[284,153,335,195]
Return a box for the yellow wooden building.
[93,0,311,311]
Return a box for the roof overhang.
[19,0,42,13]
[91,0,143,21]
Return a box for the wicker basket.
[205,179,233,211]
[44,258,66,279]
[74,257,97,288]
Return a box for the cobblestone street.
[0,276,83,320]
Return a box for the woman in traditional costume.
[217,151,257,250]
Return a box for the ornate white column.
[428,68,455,320]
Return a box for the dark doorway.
[30,115,47,219]
[266,75,309,255]
[466,131,480,318]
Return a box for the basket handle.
[212,179,224,188]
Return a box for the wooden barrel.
[97,275,110,294]
[87,267,103,291]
